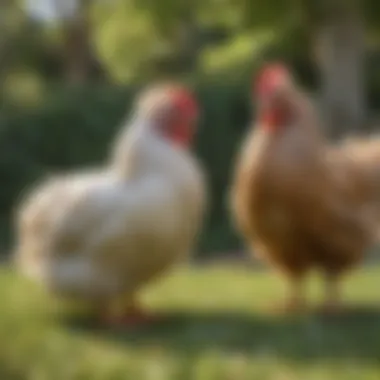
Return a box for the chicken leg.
[282,275,307,313]
[99,295,157,327]
[321,272,342,314]
[272,271,307,314]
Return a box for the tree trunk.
[315,0,366,138]
[176,14,200,72]
[54,0,106,85]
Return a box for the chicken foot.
[98,295,157,327]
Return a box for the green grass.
[1,264,380,380]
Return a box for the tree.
[92,0,237,80]
[313,0,366,136]
[51,0,106,84]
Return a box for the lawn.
[1,263,380,380]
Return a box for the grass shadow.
[62,305,380,362]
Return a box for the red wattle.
[171,124,193,147]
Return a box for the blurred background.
[1,2,380,380]
[1,0,379,257]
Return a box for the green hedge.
[0,82,252,256]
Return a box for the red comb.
[169,87,198,120]
[254,63,291,98]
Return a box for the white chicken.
[14,84,207,325]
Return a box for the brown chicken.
[231,64,377,313]
[328,136,380,226]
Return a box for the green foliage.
[92,1,166,82]
[89,0,308,82]
[3,0,380,87]
[199,31,275,79]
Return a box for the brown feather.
[231,87,374,280]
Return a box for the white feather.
[15,117,206,299]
